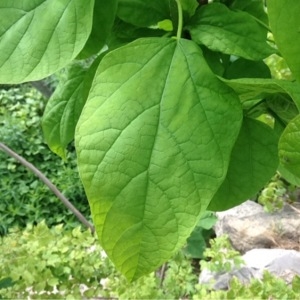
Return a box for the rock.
[214,200,300,253]
[199,248,300,290]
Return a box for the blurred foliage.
[0,222,198,299]
[0,85,90,235]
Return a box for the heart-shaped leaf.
[75,37,242,281]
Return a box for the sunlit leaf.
[0,0,94,83]
[75,37,242,280]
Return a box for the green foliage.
[258,173,286,212]
[1,0,300,280]
[183,211,217,259]
[194,272,300,300]
[0,222,198,299]
[200,235,244,273]
[0,86,90,235]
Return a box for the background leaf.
[0,0,94,83]
[268,0,300,82]
[42,58,101,158]
[117,0,170,27]
[279,115,300,178]
[209,118,279,211]
[222,78,300,109]
[78,0,117,59]
[75,37,242,281]
[187,3,274,60]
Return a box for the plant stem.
[0,142,95,234]
[175,0,183,40]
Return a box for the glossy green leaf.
[0,0,94,84]
[117,0,170,27]
[187,3,274,60]
[279,115,300,178]
[222,78,300,109]
[209,118,279,211]
[268,0,300,82]
[75,37,242,280]
[42,58,101,158]
[78,0,117,58]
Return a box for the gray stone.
[214,201,300,253]
[199,248,300,290]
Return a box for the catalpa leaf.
[222,78,300,109]
[0,0,94,83]
[279,115,300,178]
[75,37,242,281]
[117,0,170,27]
[42,58,101,159]
[209,118,279,211]
[186,3,274,60]
[268,0,300,82]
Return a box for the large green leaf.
[75,37,242,280]
[186,3,274,60]
[209,118,279,211]
[279,115,300,178]
[0,0,94,84]
[268,0,300,82]
[222,78,300,109]
[78,0,117,58]
[42,58,101,159]
[117,0,170,27]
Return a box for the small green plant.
[258,173,287,212]
[0,222,199,299]
[201,235,244,273]
[194,272,300,300]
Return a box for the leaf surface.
[209,118,278,211]
[75,37,242,280]
[186,3,274,60]
[268,0,300,82]
[279,115,300,178]
[0,0,94,83]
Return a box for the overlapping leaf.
[268,0,300,82]
[75,37,242,280]
[42,58,101,158]
[209,118,279,211]
[186,3,274,60]
[0,0,94,83]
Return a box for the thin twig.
[0,142,95,234]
